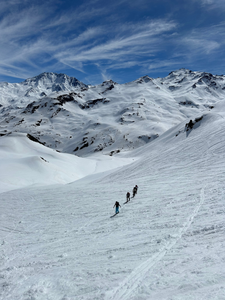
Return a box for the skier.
[132,185,138,198]
[126,192,130,202]
[113,201,121,214]
[185,119,194,131]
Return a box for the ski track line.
[0,195,26,252]
[105,187,205,300]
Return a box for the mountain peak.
[101,79,117,86]
[22,72,87,91]
[167,68,193,77]
[133,75,153,84]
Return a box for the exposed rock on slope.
[0,69,225,156]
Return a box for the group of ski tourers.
[113,185,138,215]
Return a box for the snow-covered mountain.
[0,98,225,299]
[0,69,225,156]
[0,72,87,106]
[1,69,225,156]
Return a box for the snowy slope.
[0,100,225,299]
[0,133,135,193]
[1,69,225,156]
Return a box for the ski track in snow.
[105,188,205,300]
[1,104,225,299]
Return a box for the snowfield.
[1,101,225,299]
[1,69,225,157]
[0,133,135,193]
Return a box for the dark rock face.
[27,133,45,145]
[185,116,203,131]
[79,98,110,109]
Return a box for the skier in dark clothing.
[113,201,121,214]
[132,185,138,198]
[126,192,130,202]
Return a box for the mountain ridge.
[1,68,225,156]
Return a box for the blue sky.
[0,0,225,84]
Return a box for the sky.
[0,0,225,84]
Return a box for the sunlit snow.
[1,100,225,299]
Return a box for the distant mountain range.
[1,69,225,156]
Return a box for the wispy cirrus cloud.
[0,0,225,83]
[54,20,177,65]
[0,9,177,79]
[181,37,220,55]
[178,22,225,55]
[0,1,117,78]
[196,0,225,9]
[148,59,184,72]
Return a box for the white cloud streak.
[178,22,225,56]
[196,0,225,10]
[0,8,177,78]
[0,0,225,81]
[54,20,177,64]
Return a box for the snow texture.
[1,69,225,156]
[0,70,225,299]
